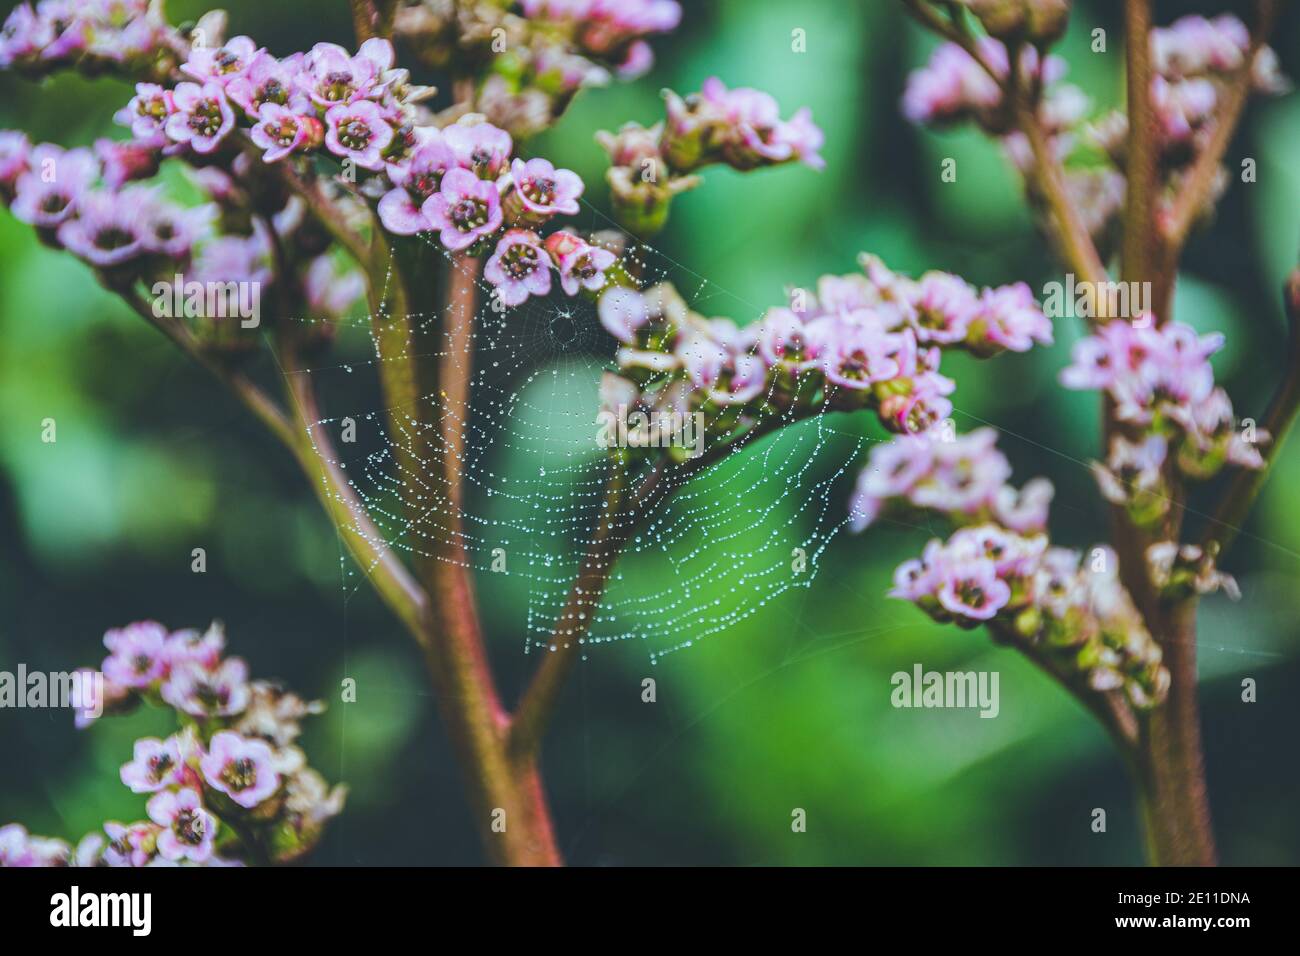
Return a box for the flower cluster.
[597,253,1051,457]
[598,77,824,234]
[901,37,1072,134]
[0,0,181,78]
[849,427,1053,534]
[1093,15,1289,179]
[394,0,681,138]
[366,119,617,305]
[0,621,344,867]
[1061,318,1266,527]
[903,12,1289,257]
[0,134,365,350]
[891,525,1168,707]
[1146,540,1239,602]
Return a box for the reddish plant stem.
[1111,0,1216,866]
[1122,0,1160,302]
[1134,600,1216,865]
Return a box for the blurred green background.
[2,0,1298,865]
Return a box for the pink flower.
[598,287,651,344]
[136,191,215,259]
[889,542,945,602]
[113,83,173,145]
[161,657,250,718]
[823,328,902,390]
[916,428,1011,512]
[544,231,617,295]
[102,821,157,868]
[757,309,819,371]
[696,77,824,171]
[0,4,46,69]
[181,35,262,84]
[164,82,235,154]
[484,229,552,307]
[226,51,307,114]
[881,375,955,435]
[93,137,159,188]
[252,102,322,163]
[506,157,584,221]
[297,39,393,106]
[163,625,225,670]
[102,620,169,689]
[902,42,1001,126]
[9,144,97,228]
[147,788,216,863]
[972,282,1052,353]
[710,353,767,406]
[304,255,365,316]
[992,477,1054,534]
[323,100,393,170]
[936,558,1011,621]
[423,167,504,251]
[910,272,980,345]
[200,731,281,809]
[377,136,456,235]
[443,120,513,179]
[120,735,187,793]
[0,130,30,193]
[848,435,936,531]
[57,188,148,267]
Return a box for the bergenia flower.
[57,188,147,267]
[94,138,159,188]
[902,42,1002,126]
[181,35,262,84]
[910,272,980,345]
[225,51,306,114]
[935,557,1012,621]
[136,192,215,260]
[423,167,504,251]
[297,39,393,106]
[102,620,169,689]
[103,821,157,868]
[598,287,653,344]
[251,102,322,163]
[304,255,366,317]
[323,100,393,170]
[147,788,216,863]
[120,735,187,793]
[484,229,552,307]
[200,731,281,809]
[0,130,30,193]
[506,157,584,222]
[970,282,1053,353]
[161,657,251,718]
[164,82,235,154]
[9,144,97,228]
[757,309,820,372]
[377,136,456,234]
[443,121,513,179]
[823,329,902,391]
[113,83,172,145]
[544,231,616,295]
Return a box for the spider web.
[283,232,874,666]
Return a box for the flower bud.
[965,0,1029,40]
[1025,0,1070,45]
